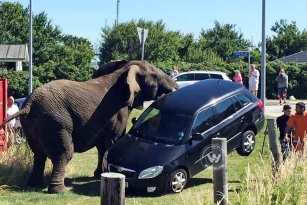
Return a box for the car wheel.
[167,169,188,193]
[237,130,255,156]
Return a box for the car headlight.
[102,151,108,170]
[138,166,163,179]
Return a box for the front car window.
[192,107,215,134]
[176,74,194,81]
[130,107,191,145]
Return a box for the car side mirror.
[132,117,137,124]
[173,78,177,81]
[191,133,204,141]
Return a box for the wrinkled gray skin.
[0,60,178,194]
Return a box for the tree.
[98,19,182,64]
[266,19,307,61]
[199,21,252,62]
[0,2,95,95]
[35,35,95,83]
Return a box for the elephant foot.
[48,184,67,194]
[94,168,102,179]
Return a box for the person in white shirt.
[7,96,19,128]
[248,64,260,97]
[169,65,179,78]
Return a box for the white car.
[172,71,232,88]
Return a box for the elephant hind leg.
[27,151,47,188]
[48,131,74,194]
[26,133,47,188]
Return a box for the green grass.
[0,110,273,205]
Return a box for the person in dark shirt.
[277,104,293,140]
[265,105,293,160]
[278,104,293,160]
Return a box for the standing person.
[276,69,288,105]
[6,96,19,147]
[169,65,179,78]
[277,105,293,160]
[233,70,243,84]
[284,102,307,153]
[248,64,260,97]
[263,104,293,160]
[7,96,19,128]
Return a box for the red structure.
[0,79,8,154]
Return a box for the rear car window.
[215,98,236,122]
[236,94,252,107]
[176,74,194,81]
[209,74,224,79]
[195,73,210,80]
[232,96,243,112]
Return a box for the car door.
[185,107,220,176]
[174,73,195,88]
[213,97,245,153]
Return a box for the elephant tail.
[0,109,29,129]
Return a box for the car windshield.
[130,107,191,145]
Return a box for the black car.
[103,79,265,195]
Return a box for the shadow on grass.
[2,174,244,197]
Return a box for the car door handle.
[240,117,245,122]
[216,132,220,137]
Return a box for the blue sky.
[12,0,307,47]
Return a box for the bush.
[154,61,307,99]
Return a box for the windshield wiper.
[132,130,153,142]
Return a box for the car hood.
[108,134,182,171]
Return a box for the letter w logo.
[207,153,221,163]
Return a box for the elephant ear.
[92,60,128,79]
[126,65,141,107]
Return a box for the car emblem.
[117,166,123,172]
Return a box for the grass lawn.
[0,109,271,205]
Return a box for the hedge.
[157,61,307,100]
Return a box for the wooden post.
[212,138,228,205]
[267,118,282,178]
[101,173,125,205]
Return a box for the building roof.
[273,50,307,64]
[0,44,29,62]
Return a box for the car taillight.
[258,100,264,111]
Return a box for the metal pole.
[116,0,119,25]
[141,29,144,60]
[261,0,266,114]
[248,52,250,73]
[28,0,33,95]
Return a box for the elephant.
[0,60,178,194]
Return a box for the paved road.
[144,99,306,118]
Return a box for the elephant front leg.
[94,143,105,178]
[94,135,115,178]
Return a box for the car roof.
[152,79,252,115]
[175,70,227,75]
[15,97,26,103]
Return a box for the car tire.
[237,130,255,156]
[167,169,188,193]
